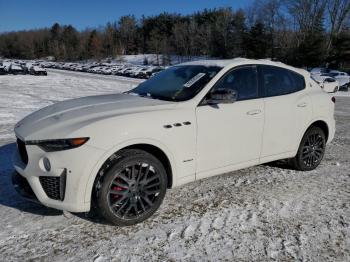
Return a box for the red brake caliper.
[112,178,127,200]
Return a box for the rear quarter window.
[259,65,305,97]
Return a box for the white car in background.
[12,58,335,226]
[29,66,47,76]
[329,70,350,88]
[311,74,339,93]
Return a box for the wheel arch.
[122,144,173,188]
[307,120,329,142]
[84,139,175,206]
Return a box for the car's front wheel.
[290,126,326,171]
[96,149,167,226]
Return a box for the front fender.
[83,138,177,205]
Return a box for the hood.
[15,93,176,140]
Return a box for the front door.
[196,65,264,179]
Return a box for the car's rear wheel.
[290,126,326,171]
[96,149,167,226]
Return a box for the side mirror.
[207,88,237,104]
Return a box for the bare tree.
[118,15,138,54]
[286,0,327,43]
[249,0,285,59]
[326,0,350,51]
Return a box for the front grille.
[39,170,66,201]
[17,138,28,165]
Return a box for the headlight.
[26,137,89,152]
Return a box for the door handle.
[247,109,262,115]
[297,102,308,108]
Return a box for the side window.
[259,65,305,97]
[212,66,258,101]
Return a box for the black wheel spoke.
[138,197,146,212]
[131,165,136,180]
[118,173,131,184]
[143,175,158,185]
[137,163,143,181]
[302,153,311,160]
[115,198,129,214]
[139,164,150,182]
[141,195,153,207]
[112,180,129,188]
[123,203,133,218]
[112,195,128,207]
[314,151,321,158]
[109,189,127,195]
[145,181,161,189]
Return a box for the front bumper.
[12,171,39,203]
[13,141,105,212]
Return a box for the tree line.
[1,0,350,69]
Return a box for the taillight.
[331,97,336,103]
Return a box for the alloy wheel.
[107,162,161,219]
[301,132,325,168]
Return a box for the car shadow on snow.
[0,142,62,216]
[264,160,293,169]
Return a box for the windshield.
[131,65,222,101]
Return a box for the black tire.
[290,126,326,171]
[96,149,167,226]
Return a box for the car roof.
[179,58,308,76]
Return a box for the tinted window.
[212,66,258,101]
[259,65,305,97]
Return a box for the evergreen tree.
[244,23,269,59]
[328,33,350,69]
[296,14,326,67]
[87,30,102,59]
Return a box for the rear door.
[258,65,312,160]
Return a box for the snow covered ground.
[0,71,349,261]
[335,91,350,97]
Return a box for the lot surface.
[0,71,349,261]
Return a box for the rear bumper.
[326,117,336,144]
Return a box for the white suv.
[13,58,335,226]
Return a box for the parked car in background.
[29,66,47,76]
[311,74,339,93]
[9,64,26,74]
[310,67,328,75]
[4,59,166,79]
[329,70,350,89]
[13,58,335,226]
[138,66,163,79]
[0,65,7,75]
